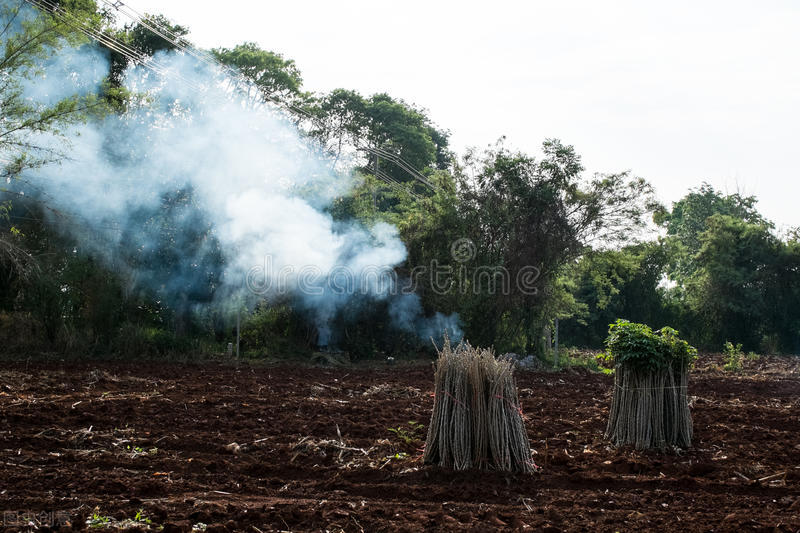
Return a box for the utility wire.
[21,0,435,198]
[94,0,441,195]
[25,0,205,92]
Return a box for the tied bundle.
[423,337,534,473]
[603,320,696,450]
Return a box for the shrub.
[723,341,743,372]
[239,303,313,358]
[111,323,194,357]
[759,333,780,356]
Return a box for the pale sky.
[129,0,800,228]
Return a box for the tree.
[306,88,368,164]
[771,233,800,353]
[0,0,100,172]
[364,93,439,173]
[106,13,189,87]
[655,183,769,282]
[118,186,224,337]
[1,0,102,281]
[648,184,800,352]
[560,242,674,347]
[212,42,304,105]
[306,90,450,183]
[389,138,655,354]
[687,214,782,349]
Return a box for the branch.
[0,100,104,140]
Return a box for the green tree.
[307,90,450,185]
[560,242,676,347]
[455,139,656,352]
[655,183,768,282]
[654,184,800,352]
[385,139,655,353]
[106,13,189,87]
[365,93,439,172]
[771,232,800,352]
[212,42,304,105]
[0,0,101,171]
[1,0,103,281]
[306,88,368,164]
[686,214,785,349]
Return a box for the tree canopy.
[212,42,304,105]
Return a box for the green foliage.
[444,139,655,353]
[212,42,305,105]
[723,341,743,372]
[5,1,800,363]
[535,346,606,372]
[759,333,780,356]
[0,1,106,170]
[133,510,152,525]
[113,324,195,357]
[86,512,111,528]
[106,13,188,87]
[0,1,112,322]
[385,451,409,460]
[306,89,450,181]
[239,302,313,358]
[655,182,768,281]
[560,242,677,347]
[636,184,800,354]
[0,201,219,357]
[604,319,696,372]
[387,420,425,445]
[686,214,791,349]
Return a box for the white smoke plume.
[4,12,462,347]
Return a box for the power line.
[25,0,205,92]
[93,0,441,196]
[20,0,437,199]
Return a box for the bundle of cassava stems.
[423,338,534,473]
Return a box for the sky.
[128,0,800,228]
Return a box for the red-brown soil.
[1,354,799,532]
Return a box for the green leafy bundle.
[604,319,696,449]
[604,319,697,372]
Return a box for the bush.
[540,346,606,373]
[239,303,313,358]
[723,341,743,372]
[0,311,45,353]
[759,334,780,356]
[111,323,194,358]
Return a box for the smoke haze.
[5,17,461,346]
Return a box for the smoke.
[5,21,462,346]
